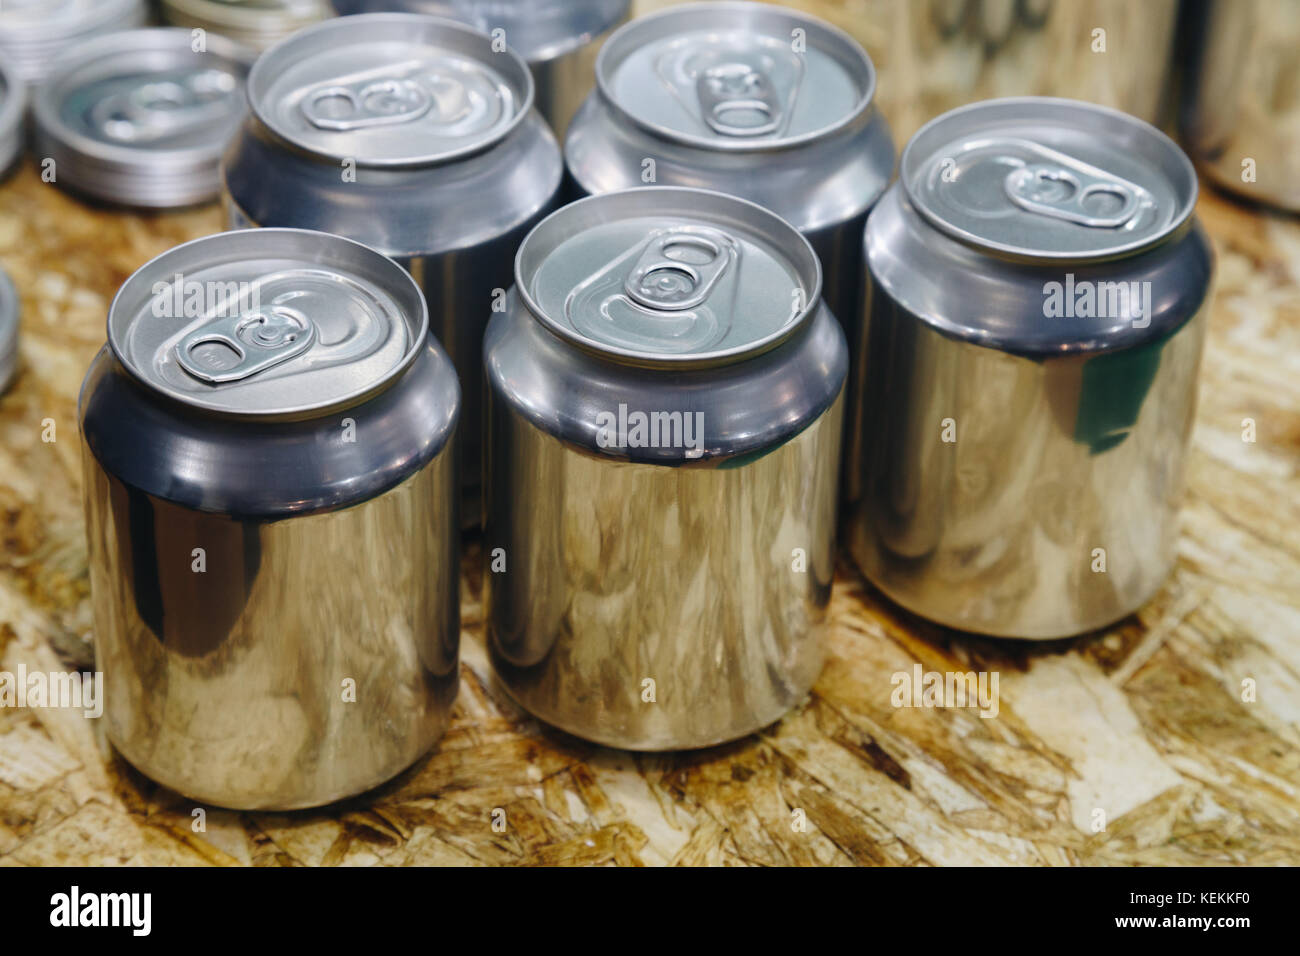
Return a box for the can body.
[846,98,1212,639]
[160,0,331,51]
[80,229,461,809]
[330,0,631,133]
[484,188,846,750]
[1179,0,1300,211]
[0,0,146,88]
[221,14,562,517]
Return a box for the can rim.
[31,28,255,171]
[513,186,824,369]
[107,227,430,419]
[900,96,1199,263]
[593,0,876,154]
[247,12,535,168]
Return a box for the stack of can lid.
[0,0,147,87]
[32,28,254,208]
[160,0,331,51]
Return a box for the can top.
[34,28,252,167]
[107,228,429,418]
[249,12,533,167]
[594,1,875,153]
[516,187,822,367]
[901,97,1198,262]
[0,0,147,85]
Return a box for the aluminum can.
[847,0,1180,142]
[33,29,254,209]
[0,56,22,175]
[484,187,846,750]
[564,1,894,328]
[846,98,1212,640]
[222,13,562,517]
[0,0,147,88]
[1179,0,1300,212]
[0,265,17,394]
[80,228,461,809]
[160,0,331,52]
[330,0,631,134]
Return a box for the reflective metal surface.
[33,29,253,209]
[0,58,23,174]
[223,14,561,517]
[80,230,461,809]
[846,99,1213,639]
[330,0,631,132]
[855,0,1179,141]
[160,0,331,52]
[485,188,846,750]
[1179,0,1300,211]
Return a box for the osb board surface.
[0,154,1297,866]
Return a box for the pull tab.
[300,78,432,131]
[176,304,315,384]
[92,70,240,144]
[1004,161,1142,228]
[624,227,737,311]
[696,62,781,137]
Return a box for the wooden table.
[0,149,1296,866]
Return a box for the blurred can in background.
[1179,0,1300,212]
[847,98,1212,639]
[331,0,631,133]
[484,187,846,749]
[222,14,562,518]
[0,0,147,88]
[33,29,253,209]
[160,0,332,52]
[80,228,461,809]
[0,57,22,175]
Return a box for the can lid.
[249,12,533,167]
[162,0,329,50]
[901,97,1198,261]
[33,28,254,207]
[0,0,148,86]
[331,0,630,65]
[594,1,875,153]
[516,187,821,367]
[107,228,429,418]
[0,264,18,392]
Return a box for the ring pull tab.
[1003,161,1143,229]
[300,78,432,131]
[92,69,240,143]
[176,303,316,384]
[624,227,737,312]
[696,62,781,137]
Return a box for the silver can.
[222,13,562,516]
[80,228,461,809]
[160,0,331,52]
[0,265,17,394]
[847,97,1212,639]
[33,29,254,209]
[1179,0,1300,212]
[484,187,847,750]
[0,0,147,88]
[330,0,631,133]
[564,1,894,328]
